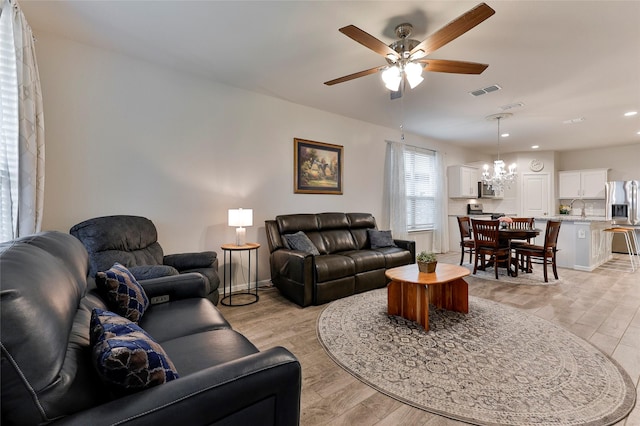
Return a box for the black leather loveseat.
[265,213,415,307]
[1,231,301,425]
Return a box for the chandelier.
[482,113,517,192]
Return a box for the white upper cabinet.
[448,165,478,198]
[558,169,608,199]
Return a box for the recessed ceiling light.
[624,111,638,117]
[501,133,509,138]
[563,117,585,124]
[637,131,640,135]
[531,145,539,149]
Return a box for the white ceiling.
[19,0,640,155]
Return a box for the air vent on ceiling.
[499,102,525,111]
[469,84,501,97]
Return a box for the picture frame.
[293,138,343,194]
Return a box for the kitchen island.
[533,216,611,271]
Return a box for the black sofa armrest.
[270,249,313,283]
[140,272,207,302]
[163,251,217,271]
[270,249,315,307]
[53,347,301,426]
[393,239,416,263]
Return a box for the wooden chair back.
[508,217,534,230]
[457,216,472,240]
[471,219,501,249]
[543,220,562,251]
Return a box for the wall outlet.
[578,229,586,239]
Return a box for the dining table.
[476,227,541,275]
[499,227,541,243]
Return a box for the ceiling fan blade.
[339,25,400,60]
[410,3,495,57]
[324,65,385,86]
[419,59,488,74]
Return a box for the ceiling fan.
[324,2,495,98]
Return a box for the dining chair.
[471,219,511,279]
[513,220,562,282]
[508,217,535,271]
[457,216,475,265]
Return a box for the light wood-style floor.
[218,253,640,425]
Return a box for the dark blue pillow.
[367,229,397,249]
[284,231,320,255]
[90,309,179,394]
[96,263,149,323]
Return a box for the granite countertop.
[535,215,610,222]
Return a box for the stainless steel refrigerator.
[605,180,639,253]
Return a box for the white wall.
[557,144,640,181]
[36,34,473,282]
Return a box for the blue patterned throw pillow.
[96,263,149,323]
[90,309,179,393]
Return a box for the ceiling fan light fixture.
[405,61,424,89]
[382,66,402,91]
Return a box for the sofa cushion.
[314,254,356,282]
[70,215,164,276]
[374,246,414,268]
[129,264,179,280]
[340,250,386,273]
[161,329,259,376]
[283,231,320,255]
[90,309,179,393]
[367,229,397,249]
[96,263,149,322]
[277,214,320,233]
[139,298,231,343]
[321,229,357,253]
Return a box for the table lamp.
[228,208,253,246]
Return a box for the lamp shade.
[228,208,253,227]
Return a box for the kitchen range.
[467,203,505,219]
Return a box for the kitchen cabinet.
[448,165,478,198]
[558,169,608,199]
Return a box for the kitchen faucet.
[570,199,587,219]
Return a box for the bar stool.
[601,227,639,271]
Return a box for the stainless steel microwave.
[478,182,503,198]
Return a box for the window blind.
[403,146,436,231]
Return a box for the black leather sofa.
[70,215,221,305]
[265,213,415,307]
[1,231,301,425]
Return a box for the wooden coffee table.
[385,263,470,331]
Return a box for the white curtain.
[382,141,407,240]
[432,151,449,253]
[0,0,44,241]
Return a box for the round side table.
[220,243,260,306]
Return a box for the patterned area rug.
[317,289,636,426]
[459,260,563,285]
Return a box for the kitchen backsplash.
[558,199,606,217]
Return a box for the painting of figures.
[294,138,343,194]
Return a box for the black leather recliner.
[0,231,301,425]
[70,215,221,304]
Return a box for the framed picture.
[294,138,343,194]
